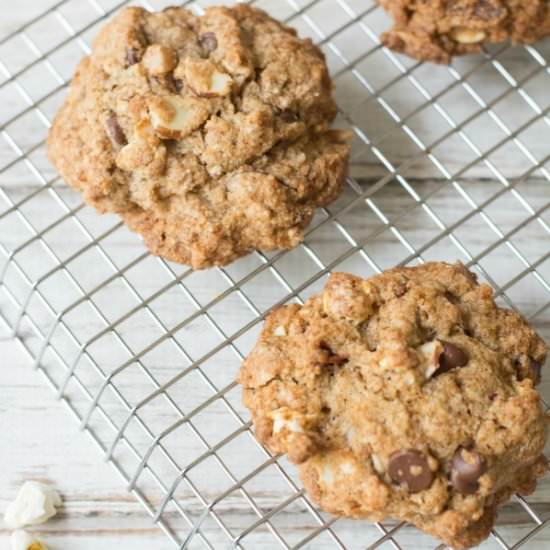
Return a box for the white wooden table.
[2,1,550,549]
[0,339,175,549]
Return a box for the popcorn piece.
[419,340,444,379]
[4,481,61,529]
[183,58,233,97]
[450,27,487,44]
[134,118,157,142]
[270,407,305,434]
[142,44,178,75]
[11,530,47,550]
[148,95,210,139]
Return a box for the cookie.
[48,6,350,269]
[239,262,549,549]
[379,0,550,63]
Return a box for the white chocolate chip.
[321,464,334,485]
[340,462,355,475]
[451,27,487,44]
[371,454,385,475]
[143,44,178,75]
[148,95,210,140]
[11,531,47,550]
[419,340,444,379]
[4,481,62,529]
[273,325,286,337]
[183,58,233,97]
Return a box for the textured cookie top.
[379,0,550,63]
[239,262,548,549]
[48,5,350,268]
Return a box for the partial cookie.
[379,0,550,63]
[48,5,350,269]
[239,262,549,549]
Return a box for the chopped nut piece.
[143,44,178,75]
[148,95,210,139]
[419,340,444,379]
[183,58,233,97]
[371,454,385,475]
[450,27,487,44]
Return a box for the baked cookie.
[239,262,549,549]
[48,6,350,269]
[379,0,550,63]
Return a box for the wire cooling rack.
[1,0,550,548]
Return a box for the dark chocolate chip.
[280,109,299,123]
[451,446,486,494]
[126,47,141,66]
[530,359,543,386]
[199,32,218,55]
[174,78,184,93]
[434,341,468,376]
[105,113,127,147]
[388,450,434,493]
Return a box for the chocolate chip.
[280,109,299,123]
[530,359,543,386]
[126,47,141,66]
[105,113,127,147]
[388,450,434,493]
[451,447,486,494]
[174,78,184,93]
[199,32,218,55]
[434,341,468,376]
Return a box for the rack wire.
[1,0,549,548]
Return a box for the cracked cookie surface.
[48,5,350,268]
[379,0,550,63]
[239,262,549,549]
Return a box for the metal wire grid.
[0,0,550,548]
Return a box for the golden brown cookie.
[239,262,549,549]
[379,0,550,63]
[48,5,350,269]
